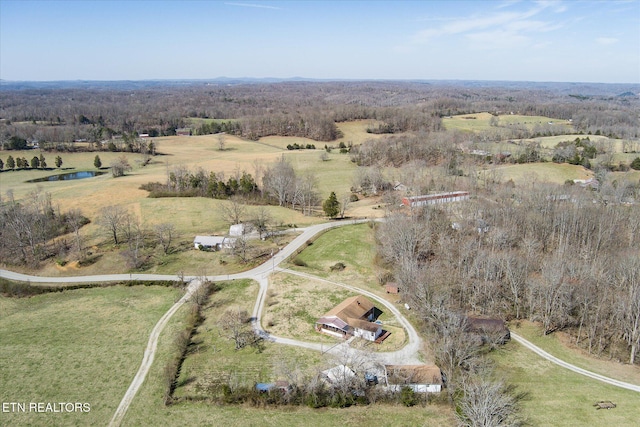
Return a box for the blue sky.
[1,0,638,83]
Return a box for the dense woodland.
[377,184,640,364]
[1,81,638,149]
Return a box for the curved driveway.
[3,218,639,427]
[510,332,640,393]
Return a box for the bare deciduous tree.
[65,208,86,258]
[457,377,521,427]
[219,307,261,351]
[220,195,247,226]
[251,205,272,239]
[263,155,296,207]
[110,155,132,177]
[99,205,129,245]
[217,132,226,151]
[154,222,177,255]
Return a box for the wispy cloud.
[224,2,281,10]
[410,2,565,49]
[596,37,619,46]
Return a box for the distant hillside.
[1,78,638,96]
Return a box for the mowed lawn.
[0,285,181,426]
[288,223,382,293]
[491,333,640,426]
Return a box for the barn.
[402,191,470,207]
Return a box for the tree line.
[3,81,636,149]
[139,157,323,216]
[1,154,64,171]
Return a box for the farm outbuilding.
[193,235,235,250]
[229,223,252,236]
[385,365,444,393]
[385,283,400,294]
[465,316,510,344]
[321,365,356,385]
[402,191,470,208]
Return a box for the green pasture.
[492,325,640,426]
[287,223,382,293]
[0,285,181,426]
[511,322,640,385]
[171,279,322,399]
[479,162,593,186]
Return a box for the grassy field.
[266,224,407,351]
[122,277,454,426]
[335,120,386,145]
[124,397,455,427]
[174,279,329,400]
[478,162,593,186]
[491,323,640,426]
[0,285,181,426]
[510,322,640,385]
[443,112,574,133]
[287,223,384,294]
[0,128,364,276]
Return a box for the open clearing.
[286,223,385,294]
[479,162,593,186]
[492,326,640,426]
[511,322,640,386]
[443,112,574,133]
[0,285,180,426]
[122,277,454,426]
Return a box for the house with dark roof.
[316,295,383,341]
[465,316,510,345]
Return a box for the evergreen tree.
[631,157,640,171]
[322,191,340,218]
[0,158,3,171]
[6,156,15,170]
[39,153,46,168]
[94,155,102,169]
[31,156,40,169]
[55,156,63,168]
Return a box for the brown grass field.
[1,119,636,277]
[443,112,574,133]
[0,285,181,426]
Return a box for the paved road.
[4,217,639,427]
[510,332,640,393]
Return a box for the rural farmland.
[1,2,639,423]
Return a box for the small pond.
[26,171,106,183]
